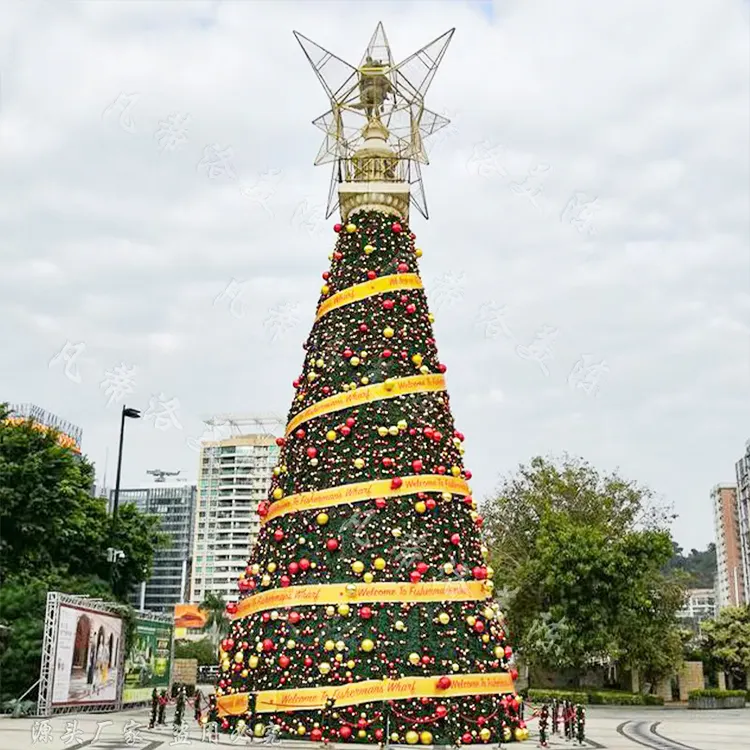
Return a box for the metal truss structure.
[37,593,129,717]
[203,414,286,437]
[294,22,454,219]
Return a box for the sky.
[1,0,748,552]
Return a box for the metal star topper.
[293,23,455,219]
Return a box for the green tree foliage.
[700,606,750,687]
[199,592,228,646]
[0,403,168,701]
[483,455,685,684]
[666,543,717,588]
[175,638,217,666]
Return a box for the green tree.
[666,543,717,588]
[175,638,217,666]
[0,403,168,701]
[700,606,750,688]
[199,592,228,646]
[0,403,168,599]
[484,456,685,686]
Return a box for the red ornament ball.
[326,538,340,552]
[392,222,402,233]
[333,223,343,233]
[262,638,274,652]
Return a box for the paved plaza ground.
[1,704,748,750]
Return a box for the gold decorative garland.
[216,672,515,716]
[316,273,423,321]
[286,374,446,436]
[232,580,489,620]
[264,474,470,524]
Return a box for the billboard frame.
[122,609,174,707]
[37,592,127,717]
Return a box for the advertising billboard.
[123,618,173,704]
[173,603,207,638]
[51,604,123,707]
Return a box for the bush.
[525,688,664,706]
[688,689,746,699]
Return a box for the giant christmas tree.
[208,24,528,745]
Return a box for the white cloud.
[2,0,748,550]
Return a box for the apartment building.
[676,587,716,627]
[111,483,197,613]
[189,434,279,604]
[735,439,750,604]
[712,483,746,609]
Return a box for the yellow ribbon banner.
[315,273,423,321]
[286,374,446,436]
[217,672,515,716]
[263,474,470,524]
[233,580,489,620]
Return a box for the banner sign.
[51,605,123,707]
[264,474,470,523]
[315,273,423,321]
[233,580,490,620]
[217,672,515,716]
[122,618,173,704]
[285,374,446,435]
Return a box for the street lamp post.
[109,405,141,585]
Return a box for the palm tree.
[199,592,229,647]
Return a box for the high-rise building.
[190,434,279,603]
[110,483,197,613]
[712,483,746,609]
[735,439,750,604]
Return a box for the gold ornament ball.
[384,378,395,391]
[335,640,346,652]
[321,285,330,295]
[479,728,491,742]
[390,733,400,743]
[438,612,450,625]
[466,616,476,626]
[326,430,337,442]
[377,426,389,437]
[310,458,319,467]
[234,652,244,663]
[383,327,395,338]
[451,465,461,476]
[374,557,386,570]
[350,356,361,366]
[411,353,423,366]
[353,457,365,469]
[261,574,271,586]
[272,487,283,500]
[420,731,433,745]
[408,652,420,665]
[363,572,374,583]
[364,244,375,254]
[345,223,357,233]
[267,562,277,573]
[324,640,335,651]
[503,728,511,741]
[326,606,335,616]
[286,639,296,649]
[395,620,406,631]
[414,500,427,514]
[254,723,266,738]
[358,730,367,739]
[444,563,454,575]
[406,730,420,745]
[338,604,350,616]
[415,248,423,257]
[319,662,331,675]
[352,560,365,574]
[361,639,375,652]
[514,728,526,741]
[317,512,329,526]
[297,725,306,736]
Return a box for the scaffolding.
[202,414,286,437]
